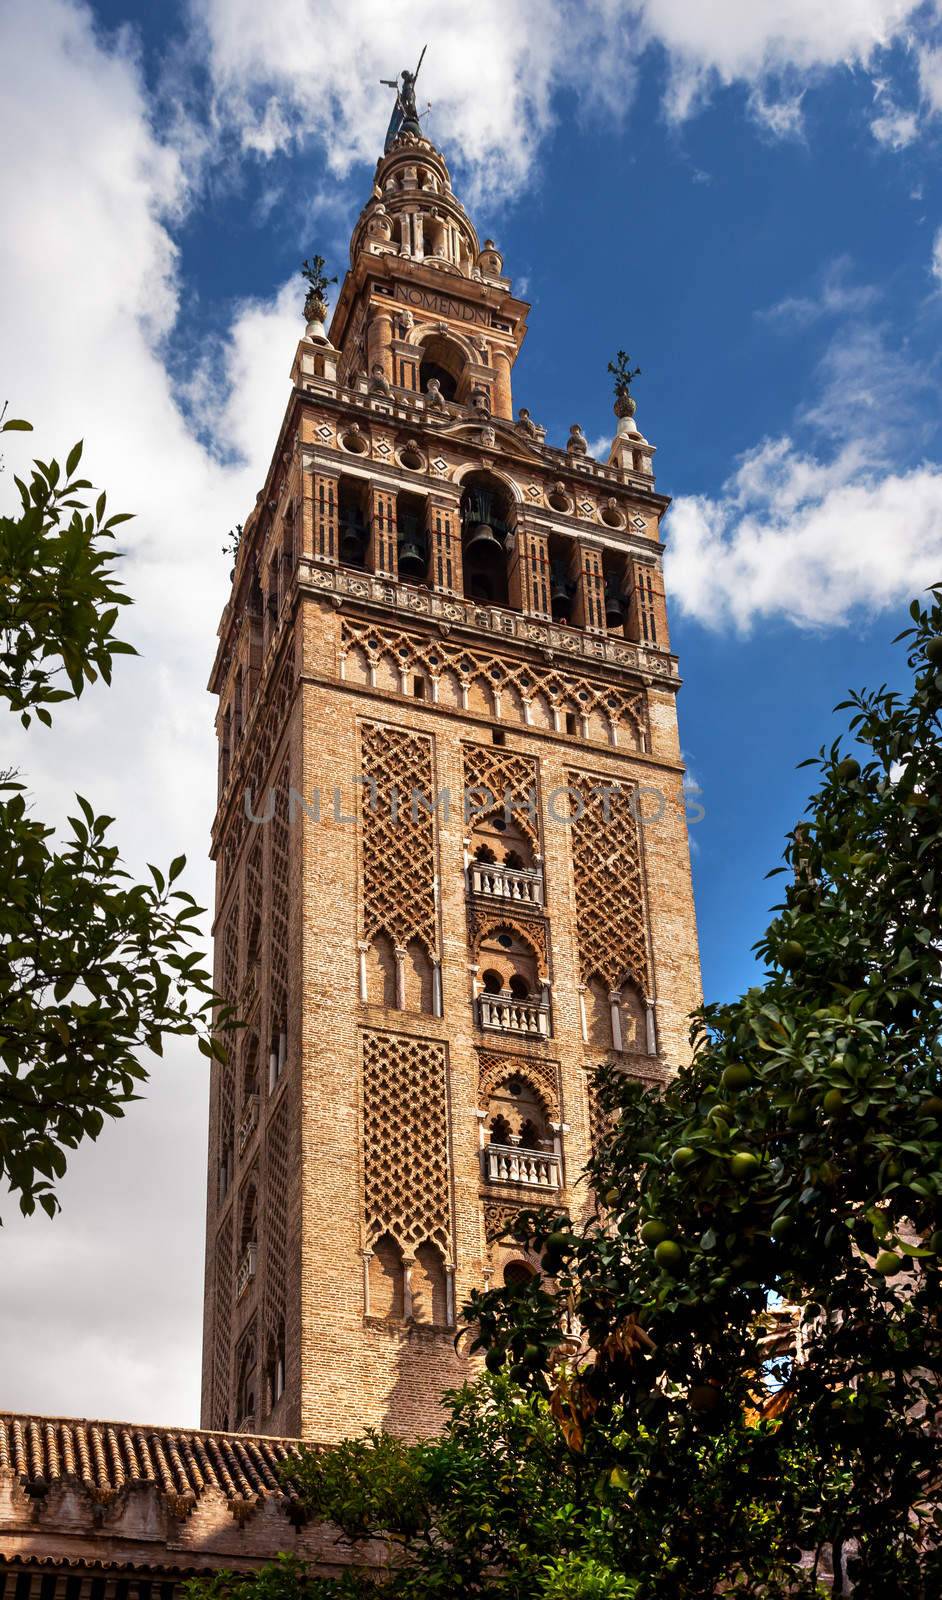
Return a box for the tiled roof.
[0,1413,301,1505]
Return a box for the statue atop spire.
[380,44,427,150]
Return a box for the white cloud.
[0,0,299,1424]
[932,227,942,283]
[871,104,920,147]
[665,437,942,631]
[759,256,879,327]
[186,0,940,199]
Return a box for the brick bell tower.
[201,114,702,1443]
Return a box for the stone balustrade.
[478,993,550,1038]
[468,861,544,906]
[484,1143,560,1189]
[236,1241,257,1301]
[238,1093,259,1153]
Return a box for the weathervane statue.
[380,44,427,151]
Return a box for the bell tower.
[201,115,701,1443]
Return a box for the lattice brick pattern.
[219,653,295,889]
[360,722,438,953]
[362,1030,452,1255]
[341,619,646,745]
[270,761,290,1025]
[264,1094,290,1340]
[213,1210,233,1428]
[567,772,651,995]
[462,743,541,849]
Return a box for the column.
[367,306,394,384]
[508,523,551,617]
[357,941,369,1002]
[608,991,624,1053]
[426,494,463,595]
[492,348,513,419]
[573,538,606,633]
[369,483,398,578]
[309,470,339,564]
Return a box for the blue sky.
[1,0,941,1423]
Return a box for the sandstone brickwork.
[200,124,702,1447]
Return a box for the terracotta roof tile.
[0,1413,300,1506]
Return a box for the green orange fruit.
[654,1240,684,1272]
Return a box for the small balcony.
[468,861,544,907]
[484,1143,560,1189]
[238,1094,259,1154]
[236,1241,257,1301]
[478,993,550,1038]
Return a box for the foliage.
[301,254,338,303]
[0,418,224,1218]
[186,1377,640,1600]
[607,351,641,399]
[223,522,244,563]
[467,585,942,1595]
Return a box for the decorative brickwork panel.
[462,743,541,850]
[360,722,438,954]
[482,1197,548,1251]
[370,485,398,578]
[270,762,290,1027]
[361,1030,452,1256]
[567,772,651,995]
[264,1095,290,1340]
[477,1049,560,1121]
[341,619,645,746]
[213,1210,233,1428]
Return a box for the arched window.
[481,968,504,994]
[503,1260,535,1289]
[586,975,613,1049]
[403,938,434,1014]
[477,928,538,999]
[236,1336,257,1431]
[369,1233,404,1320]
[460,473,513,607]
[620,979,647,1053]
[411,1242,448,1325]
[240,1184,258,1253]
[486,1075,551,1151]
[266,1321,286,1410]
[419,334,466,402]
[366,930,397,1007]
[508,973,530,1000]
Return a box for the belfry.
[200,107,702,1444]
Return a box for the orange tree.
[188,592,942,1598]
[0,416,223,1217]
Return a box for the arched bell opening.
[548,533,578,625]
[461,472,514,607]
[602,549,630,633]
[396,489,429,583]
[338,476,370,570]
[419,333,466,403]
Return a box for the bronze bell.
[550,560,573,621]
[339,511,367,568]
[604,575,625,629]
[464,521,505,558]
[397,535,427,579]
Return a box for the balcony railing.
[468,861,544,907]
[478,993,550,1038]
[235,1414,256,1435]
[484,1143,560,1189]
[236,1242,257,1301]
[238,1094,259,1154]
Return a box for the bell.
[604,576,625,629]
[397,536,427,579]
[550,560,573,621]
[464,521,505,558]
[339,512,367,568]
